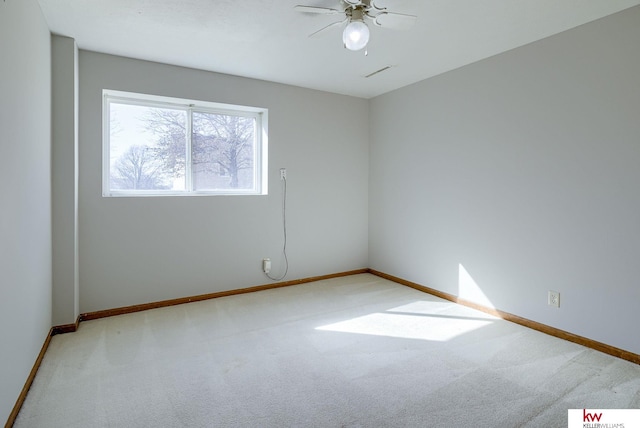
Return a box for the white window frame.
[102,90,268,197]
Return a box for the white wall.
[78,52,369,313]
[0,0,52,423]
[370,6,640,355]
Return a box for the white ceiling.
[37,0,640,99]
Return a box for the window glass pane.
[103,90,266,197]
[109,102,186,191]
[191,112,256,191]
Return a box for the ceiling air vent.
[364,66,393,78]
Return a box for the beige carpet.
[14,274,640,427]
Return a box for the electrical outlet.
[280,168,287,180]
[262,258,271,273]
[548,290,560,308]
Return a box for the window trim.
[102,90,268,197]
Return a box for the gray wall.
[0,0,52,423]
[370,6,640,355]
[78,52,369,313]
[52,35,80,326]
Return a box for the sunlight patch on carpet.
[316,307,494,341]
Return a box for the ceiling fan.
[294,0,417,52]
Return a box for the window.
[103,90,267,196]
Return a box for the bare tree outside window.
[108,103,185,191]
[111,145,169,190]
[142,109,188,181]
[142,109,255,190]
[192,112,255,190]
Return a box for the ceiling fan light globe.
[343,21,369,51]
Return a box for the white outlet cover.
[548,291,560,308]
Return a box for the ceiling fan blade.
[372,11,417,30]
[309,18,347,38]
[294,5,343,15]
[369,0,386,12]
